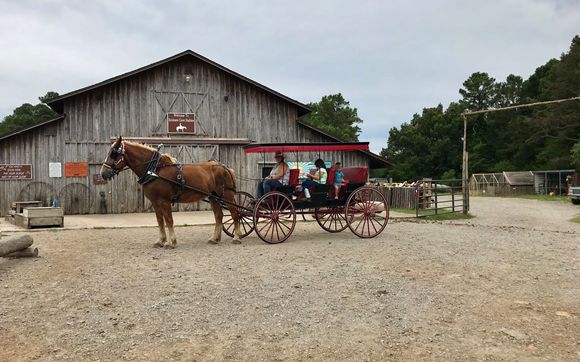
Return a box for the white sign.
[49,162,62,178]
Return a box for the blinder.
[102,142,126,178]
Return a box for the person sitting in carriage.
[301,158,327,201]
[256,151,290,198]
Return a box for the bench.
[11,201,43,214]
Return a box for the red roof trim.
[243,142,369,153]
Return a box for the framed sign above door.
[167,112,195,134]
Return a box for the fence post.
[434,185,438,215]
[415,185,419,218]
[451,187,455,211]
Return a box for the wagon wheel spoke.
[273,221,282,242]
[278,220,292,231]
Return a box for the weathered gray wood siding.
[0,56,370,216]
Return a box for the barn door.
[151,90,210,136]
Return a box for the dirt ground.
[0,197,578,361]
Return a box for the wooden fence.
[374,186,417,209]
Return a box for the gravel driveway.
[0,196,578,361]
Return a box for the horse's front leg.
[152,204,167,248]
[161,202,177,249]
[208,200,223,244]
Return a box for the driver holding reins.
[256,151,290,198]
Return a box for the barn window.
[258,162,276,178]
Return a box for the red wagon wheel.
[253,192,296,244]
[315,207,348,233]
[222,191,256,238]
[345,187,389,238]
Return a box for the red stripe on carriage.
[243,142,369,153]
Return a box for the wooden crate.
[14,207,64,229]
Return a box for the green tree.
[571,142,580,169]
[302,93,363,142]
[0,92,59,137]
[525,36,580,169]
[381,103,463,181]
[459,72,498,111]
[381,36,580,180]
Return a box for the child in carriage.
[333,161,347,199]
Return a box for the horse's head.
[100,136,127,180]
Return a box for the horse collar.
[137,150,162,185]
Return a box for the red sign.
[168,113,195,134]
[93,174,108,185]
[65,162,89,177]
[0,164,32,180]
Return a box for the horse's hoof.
[153,242,164,248]
[163,243,175,249]
[232,239,242,244]
[208,239,219,245]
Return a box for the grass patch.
[421,212,473,221]
[500,194,569,202]
[390,207,473,221]
[570,215,580,224]
[390,207,417,215]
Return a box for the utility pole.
[462,114,468,214]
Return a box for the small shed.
[470,171,534,196]
[532,169,576,195]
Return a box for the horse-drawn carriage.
[221,142,389,243]
[101,138,388,247]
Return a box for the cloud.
[1,0,578,153]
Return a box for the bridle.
[102,142,127,176]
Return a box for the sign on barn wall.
[93,174,108,185]
[167,113,195,134]
[65,162,89,177]
[0,164,33,180]
[49,162,62,178]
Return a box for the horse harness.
[135,148,235,205]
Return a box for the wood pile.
[369,180,433,210]
[0,234,39,259]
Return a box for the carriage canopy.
[243,142,369,154]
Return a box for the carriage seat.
[295,167,336,201]
[331,167,369,199]
[273,168,300,195]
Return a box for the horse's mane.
[124,141,177,164]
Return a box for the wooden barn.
[0,50,390,216]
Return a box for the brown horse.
[100,136,242,248]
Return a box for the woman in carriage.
[256,151,290,198]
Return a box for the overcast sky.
[0,0,578,153]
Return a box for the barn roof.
[503,171,534,185]
[46,50,311,116]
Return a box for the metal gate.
[415,178,467,217]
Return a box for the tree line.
[381,36,580,181]
[0,92,59,137]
